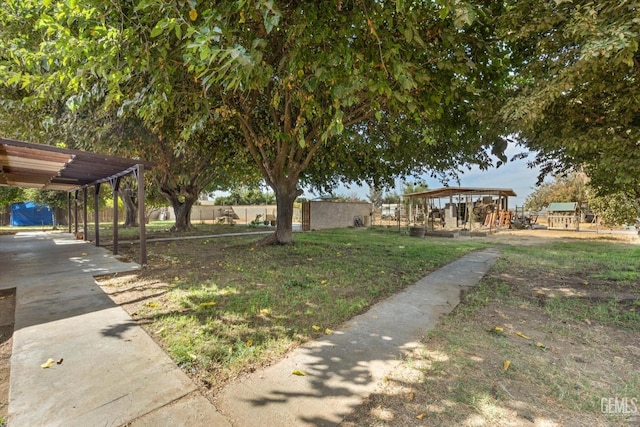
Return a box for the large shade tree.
[179,0,510,243]
[500,1,640,207]
[2,0,511,243]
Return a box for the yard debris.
[416,413,426,420]
[56,358,63,365]
[41,358,56,369]
[199,301,216,307]
[312,325,321,331]
[488,326,505,335]
[534,342,547,350]
[515,331,530,340]
[291,369,307,376]
[407,390,415,402]
[503,360,511,372]
[325,328,333,335]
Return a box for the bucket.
[409,226,425,238]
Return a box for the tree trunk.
[120,188,138,228]
[259,178,301,245]
[160,187,199,232]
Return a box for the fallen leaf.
[535,342,547,350]
[199,301,216,307]
[407,390,415,402]
[189,353,198,360]
[292,369,307,376]
[515,332,530,340]
[416,413,426,420]
[493,326,504,332]
[320,280,327,285]
[81,252,87,256]
[41,358,56,369]
[325,328,332,335]
[312,325,321,331]
[503,360,511,372]
[246,339,253,347]
[146,301,160,308]
[584,318,591,326]
[155,327,166,335]
[582,280,589,285]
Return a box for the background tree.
[367,187,383,208]
[587,192,640,228]
[214,184,276,206]
[0,187,25,208]
[524,172,589,213]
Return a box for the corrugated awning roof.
[404,187,517,199]
[548,202,578,212]
[0,138,154,191]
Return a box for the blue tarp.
[10,202,53,226]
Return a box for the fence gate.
[301,202,310,231]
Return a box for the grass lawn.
[0,221,258,239]
[344,237,640,426]
[99,227,488,393]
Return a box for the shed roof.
[548,202,578,212]
[0,138,154,191]
[404,187,517,199]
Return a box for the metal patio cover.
[0,138,153,191]
[404,187,517,199]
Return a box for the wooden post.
[67,192,72,233]
[94,183,101,246]
[111,177,121,256]
[82,187,88,241]
[74,190,79,235]
[136,164,147,265]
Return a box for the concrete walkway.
[1,232,228,427]
[1,231,499,426]
[216,248,500,426]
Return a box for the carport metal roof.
[0,138,153,191]
[1,137,154,264]
[404,187,517,199]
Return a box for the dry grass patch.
[342,238,640,426]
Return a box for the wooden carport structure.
[404,187,517,231]
[0,138,154,264]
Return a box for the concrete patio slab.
[1,232,225,427]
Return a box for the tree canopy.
[500,1,640,203]
[1,0,511,243]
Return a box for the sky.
[321,144,545,208]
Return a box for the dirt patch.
[0,288,16,424]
